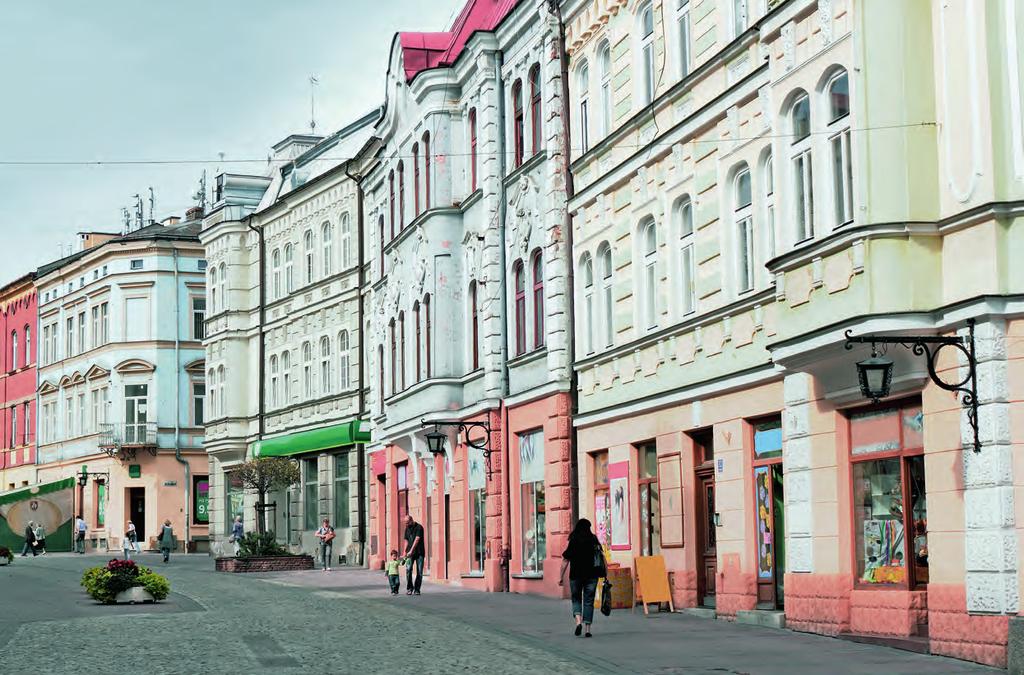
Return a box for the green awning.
[0,477,76,506]
[252,420,370,459]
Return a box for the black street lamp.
[420,419,494,476]
[844,318,980,452]
[77,466,109,488]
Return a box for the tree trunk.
[256,490,267,535]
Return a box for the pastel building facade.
[564,0,1024,667]
[362,0,573,596]
[34,221,208,552]
[0,274,38,492]
[201,116,375,561]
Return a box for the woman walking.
[558,518,604,638]
[34,523,47,555]
[230,516,244,557]
[314,518,336,572]
[157,519,175,563]
[123,521,138,560]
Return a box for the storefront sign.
[163,480,178,487]
[195,480,210,523]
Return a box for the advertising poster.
[609,461,630,550]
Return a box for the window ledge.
[511,573,544,580]
[460,572,486,579]
[508,347,546,369]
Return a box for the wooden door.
[755,463,785,609]
[696,471,717,607]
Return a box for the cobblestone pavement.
[1,553,1002,675]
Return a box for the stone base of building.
[215,555,314,573]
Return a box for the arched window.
[791,93,814,241]
[397,161,406,230]
[209,266,218,313]
[734,167,754,293]
[388,170,396,238]
[340,214,352,268]
[732,0,747,38]
[513,261,526,355]
[413,142,421,217]
[217,365,226,417]
[529,64,542,155]
[468,108,478,192]
[422,131,431,210]
[208,368,217,418]
[338,330,350,390]
[320,336,332,395]
[469,282,479,370]
[677,198,696,315]
[677,0,691,79]
[304,230,316,284]
[763,155,776,260]
[531,250,545,348]
[271,248,282,299]
[639,3,656,105]
[827,71,853,227]
[378,215,385,276]
[512,79,524,167]
[577,60,590,154]
[413,301,422,382]
[281,350,291,404]
[599,243,614,347]
[377,345,385,412]
[388,319,397,396]
[23,325,30,365]
[580,254,595,354]
[424,294,432,378]
[218,264,226,312]
[321,222,334,277]
[284,244,295,293]
[302,341,313,399]
[10,331,17,371]
[640,219,658,330]
[269,355,279,408]
[398,311,406,391]
[598,42,612,137]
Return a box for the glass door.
[124,384,148,444]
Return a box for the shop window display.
[226,472,245,531]
[468,446,487,572]
[593,451,610,549]
[519,430,546,574]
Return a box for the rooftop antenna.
[192,170,208,211]
[148,187,155,224]
[309,74,319,135]
[121,207,131,233]
[132,194,144,231]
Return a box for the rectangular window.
[680,244,695,314]
[678,2,691,79]
[580,99,589,154]
[130,259,144,270]
[193,381,205,426]
[66,317,74,357]
[638,443,660,556]
[193,475,210,525]
[78,311,86,352]
[304,458,319,530]
[831,129,853,226]
[65,396,72,440]
[793,150,814,241]
[9,406,16,447]
[23,402,29,445]
[100,303,110,345]
[192,297,207,340]
[91,390,100,432]
[77,393,85,437]
[468,444,488,572]
[737,216,754,292]
[518,430,546,574]
[225,472,244,531]
[334,455,350,529]
[91,307,100,349]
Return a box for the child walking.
[385,550,401,595]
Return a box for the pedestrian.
[20,520,38,557]
[34,523,47,555]
[230,516,244,557]
[314,518,335,572]
[384,550,401,595]
[123,521,138,560]
[401,514,425,595]
[558,518,604,638]
[74,514,87,554]
[157,519,175,563]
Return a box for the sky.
[0,0,458,286]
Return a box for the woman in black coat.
[558,518,604,638]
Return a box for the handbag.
[593,543,608,578]
[600,578,613,616]
[322,530,336,544]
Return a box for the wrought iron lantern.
[421,419,494,476]
[855,351,894,403]
[425,427,448,455]
[77,466,109,488]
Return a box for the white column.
[783,372,815,573]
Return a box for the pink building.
[0,273,37,492]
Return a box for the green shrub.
[81,566,117,604]
[137,568,170,601]
[238,531,288,557]
[81,561,170,603]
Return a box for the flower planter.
[0,558,10,566]
[115,586,156,604]
[216,555,314,573]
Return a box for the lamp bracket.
[844,318,979,452]
[420,419,494,477]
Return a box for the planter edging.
[215,555,315,573]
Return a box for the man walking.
[74,515,87,554]
[402,514,425,595]
[20,521,38,557]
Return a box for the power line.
[0,121,937,167]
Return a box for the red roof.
[399,0,521,83]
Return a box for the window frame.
[469,282,480,371]
[827,71,853,228]
[531,250,545,349]
[529,64,542,155]
[639,3,656,106]
[599,243,614,347]
[790,93,814,243]
[581,254,595,355]
[733,168,755,294]
[321,221,334,277]
[513,260,526,356]
[598,42,612,138]
[640,219,658,330]
[577,60,590,155]
[469,108,478,192]
[512,79,525,167]
[677,0,691,80]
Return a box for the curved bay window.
[423,294,432,378]
[850,401,927,588]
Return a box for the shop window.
[397,463,409,547]
[638,443,660,556]
[593,451,610,548]
[96,482,106,528]
[334,455,350,529]
[226,472,244,531]
[304,459,319,530]
[468,445,487,573]
[753,418,783,460]
[519,430,546,574]
[193,475,210,525]
[849,403,927,587]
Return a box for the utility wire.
[0,121,937,167]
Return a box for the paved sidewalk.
[258,568,1001,675]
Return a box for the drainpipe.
[493,49,512,593]
[172,247,191,550]
[548,0,579,523]
[245,219,267,441]
[345,165,367,567]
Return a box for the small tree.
[235,457,301,535]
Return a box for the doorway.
[753,417,785,609]
[691,428,716,608]
[444,494,451,580]
[374,475,386,558]
[128,487,146,543]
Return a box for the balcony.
[98,422,158,461]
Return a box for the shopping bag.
[600,578,613,616]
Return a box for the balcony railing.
[99,422,158,450]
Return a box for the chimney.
[185,206,204,221]
[161,216,181,227]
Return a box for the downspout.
[345,165,367,567]
[245,219,267,441]
[549,0,580,523]
[172,247,191,550]
[494,49,512,593]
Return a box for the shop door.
[754,463,785,609]
[129,488,146,542]
[696,471,717,607]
